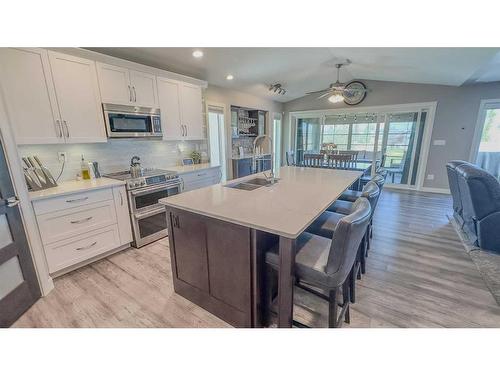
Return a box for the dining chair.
[327,154,351,169]
[264,198,372,328]
[303,154,323,167]
[339,150,359,167]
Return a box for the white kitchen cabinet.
[157,77,183,140]
[112,186,133,245]
[96,63,131,105]
[0,48,64,144]
[180,83,204,140]
[31,182,133,275]
[96,62,158,107]
[129,70,158,107]
[180,167,221,192]
[157,77,204,140]
[48,51,106,144]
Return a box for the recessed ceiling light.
[226,74,234,80]
[192,50,203,58]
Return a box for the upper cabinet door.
[96,63,131,105]
[48,51,106,144]
[179,83,204,140]
[157,77,183,140]
[0,48,63,144]
[129,70,158,107]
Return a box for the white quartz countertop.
[167,163,220,174]
[159,166,362,238]
[29,177,125,201]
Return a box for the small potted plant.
[190,150,202,164]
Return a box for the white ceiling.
[88,47,500,103]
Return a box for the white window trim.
[469,98,500,163]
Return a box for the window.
[321,124,349,150]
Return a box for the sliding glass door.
[380,111,426,186]
[292,105,432,189]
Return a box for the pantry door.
[0,138,40,327]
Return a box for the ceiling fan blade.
[305,89,330,95]
[317,91,333,99]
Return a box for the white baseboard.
[421,186,451,194]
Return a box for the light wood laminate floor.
[14,189,500,328]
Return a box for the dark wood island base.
[166,207,278,327]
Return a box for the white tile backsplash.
[18,139,208,182]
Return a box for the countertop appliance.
[103,103,162,138]
[104,168,181,248]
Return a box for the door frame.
[206,101,228,182]
[288,101,437,191]
[469,98,500,163]
[0,78,54,296]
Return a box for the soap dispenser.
[80,155,91,180]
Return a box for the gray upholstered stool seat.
[338,189,362,202]
[265,232,334,288]
[327,199,352,215]
[305,210,344,239]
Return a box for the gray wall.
[283,80,500,190]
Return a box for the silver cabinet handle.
[119,190,124,206]
[70,216,93,224]
[180,125,184,137]
[184,125,188,137]
[76,241,97,251]
[6,197,20,208]
[55,119,63,138]
[132,86,137,102]
[128,85,132,102]
[66,196,88,203]
[63,120,70,138]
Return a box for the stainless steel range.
[105,168,181,248]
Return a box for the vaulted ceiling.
[89,47,500,103]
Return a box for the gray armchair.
[446,160,470,227]
[455,163,500,252]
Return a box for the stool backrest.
[326,197,371,282]
[371,174,385,189]
[361,181,380,217]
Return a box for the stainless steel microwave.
[103,103,162,138]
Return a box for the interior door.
[96,63,132,105]
[179,83,204,140]
[129,70,158,107]
[0,48,63,144]
[157,77,183,140]
[48,51,106,143]
[0,138,41,327]
[380,111,426,187]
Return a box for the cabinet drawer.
[181,168,220,184]
[45,225,121,274]
[37,200,117,245]
[33,187,113,215]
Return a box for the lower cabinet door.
[206,220,251,313]
[171,210,209,292]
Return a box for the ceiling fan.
[306,59,369,105]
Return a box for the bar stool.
[263,198,371,328]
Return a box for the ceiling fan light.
[328,94,344,103]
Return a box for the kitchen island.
[159,166,362,327]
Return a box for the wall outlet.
[433,139,446,146]
[57,152,67,163]
[427,174,435,180]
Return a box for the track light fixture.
[269,83,286,95]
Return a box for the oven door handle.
[130,182,181,196]
[134,207,166,220]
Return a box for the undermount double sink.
[225,177,277,191]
